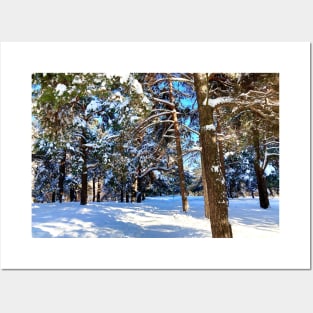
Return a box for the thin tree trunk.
[97,177,101,202]
[58,151,66,203]
[120,185,124,202]
[92,176,96,202]
[70,187,75,202]
[194,73,232,238]
[80,130,88,205]
[168,75,189,212]
[52,191,56,203]
[136,164,142,203]
[131,177,137,203]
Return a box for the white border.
[0,42,310,269]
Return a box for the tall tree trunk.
[252,127,269,209]
[216,109,227,181]
[131,177,137,203]
[58,151,66,203]
[254,162,269,208]
[97,177,101,202]
[168,75,189,212]
[120,185,124,202]
[80,131,88,205]
[201,152,210,219]
[194,73,232,238]
[92,176,96,202]
[70,186,76,202]
[52,191,56,203]
[136,164,142,203]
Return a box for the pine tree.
[193,73,233,238]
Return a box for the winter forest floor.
[32,196,279,238]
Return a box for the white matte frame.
[0,42,310,269]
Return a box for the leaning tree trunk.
[194,73,232,238]
[168,75,189,212]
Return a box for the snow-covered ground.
[32,196,279,238]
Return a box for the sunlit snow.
[32,196,279,238]
[55,83,67,96]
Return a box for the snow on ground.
[32,196,279,238]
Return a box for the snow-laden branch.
[138,166,176,179]
[148,77,194,87]
[249,106,279,125]
[207,96,234,108]
[181,124,200,136]
[239,89,276,99]
[163,135,177,139]
[87,163,98,170]
[262,151,279,170]
[264,140,279,146]
[182,147,202,156]
[152,97,175,109]
[150,108,176,114]
[135,110,177,135]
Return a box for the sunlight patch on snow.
[32,197,279,238]
[77,208,92,214]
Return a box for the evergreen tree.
[193,73,233,238]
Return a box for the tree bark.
[216,110,227,181]
[254,162,269,208]
[58,151,66,203]
[194,73,232,238]
[136,164,143,203]
[52,191,56,203]
[252,127,270,209]
[131,177,137,203]
[97,177,101,202]
[70,187,76,202]
[168,75,189,212]
[80,130,88,205]
[92,176,96,202]
[201,152,210,219]
[120,185,124,202]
